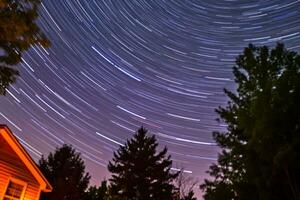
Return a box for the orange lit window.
[3,179,26,200]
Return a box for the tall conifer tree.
[200,43,300,200]
[108,127,178,200]
[39,144,90,200]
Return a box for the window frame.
[2,177,27,200]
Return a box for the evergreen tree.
[0,0,49,94]
[108,127,178,200]
[84,180,109,200]
[39,144,90,200]
[200,43,300,200]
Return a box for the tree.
[174,169,198,200]
[200,43,300,200]
[0,0,49,95]
[108,127,179,200]
[39,144,90,200]
[84,180,109,200]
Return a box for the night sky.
[1,0,300,197]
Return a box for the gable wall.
[0,135,41,200]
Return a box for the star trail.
[1,0,300,195]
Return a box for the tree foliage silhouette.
[0,0,49,94]
[39,144,90,200]
[200,43,300,200]
[108,127,179,200]
[84,180,109,200]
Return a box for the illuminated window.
[3,179,26,200]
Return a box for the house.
[0,125,52,200]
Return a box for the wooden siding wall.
[0,136,41,200]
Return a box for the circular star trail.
[1,0,300,194]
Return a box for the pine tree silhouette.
[108,127,178,200]
[39,144,90,200]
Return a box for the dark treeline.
[38,127,198,200]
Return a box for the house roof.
[0,125,52,192]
